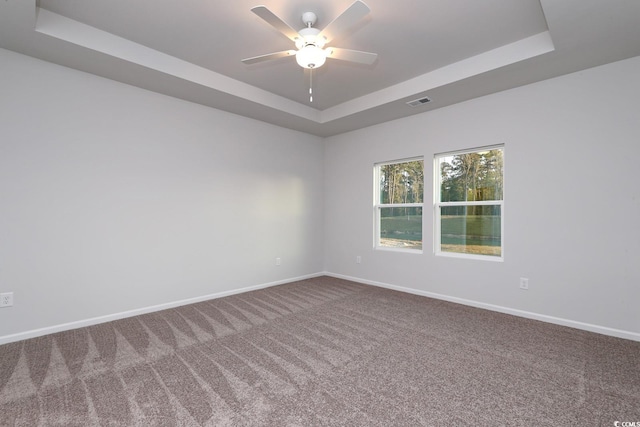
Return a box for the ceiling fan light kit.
[296,45,326,69]
[242,1,378,102]
[294,24,327,69]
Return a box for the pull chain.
[309,67,313,103]
[308,17,313,103]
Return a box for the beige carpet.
[1,276,639,426]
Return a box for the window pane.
[379,160,424,204]
[379,207,422,250]
[440,205,501,257]
[439,149,503,202]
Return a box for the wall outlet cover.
[0,292,14,307]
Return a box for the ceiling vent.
[406,96,432,107]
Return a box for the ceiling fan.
[242,1,378,102]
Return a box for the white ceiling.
[1,0,640,137]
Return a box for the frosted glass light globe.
[296,45,326,69]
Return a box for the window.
[435,146,504,260]
[374,158,424,251]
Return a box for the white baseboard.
[325,272,640,343]
[0,272,324,345]
[3,271,638,345]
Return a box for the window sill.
[435,251,504,262]
[375,246,424,255]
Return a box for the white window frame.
[374,157,424,253]
[434,145,504,261]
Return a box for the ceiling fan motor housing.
[295,27,325,49]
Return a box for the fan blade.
[325,47,377,65]
[242,50,296,65]
[318,0,370,44]
[251,6,300,42]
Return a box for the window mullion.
[376,203,423,208]
[437,200,503,207]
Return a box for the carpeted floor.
[1,276,639,426]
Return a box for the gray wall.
[2,46,639,343]
[324,55,640,339]
[0,49,324,341]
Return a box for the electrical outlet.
[275,257,281,266]
[0,292,13,307]
[356,256,362,264]
[519,278,529,290]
